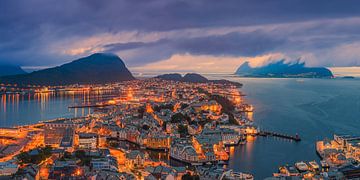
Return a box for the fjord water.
[211,76,360,179]
[0,91,114,127]
[1,77,360,178]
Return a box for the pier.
[68,104,110,108]
[258,130,301,142]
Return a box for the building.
[48,160,84,179]
[110,126,127,140]
[13,164,40,180]
[44,119,78,147]
[60,128,74,151]
[145,134,171,150]
[0,161,18,176]
[91,157,118,172]
[78,133,98,149]
[125,150,148,169]
[170,139,199,164]
[192,100,222,115]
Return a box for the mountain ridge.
[0,53,135,85]
[0,65,27,77]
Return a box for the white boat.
[309,161,320,171]
[295,161,309,172]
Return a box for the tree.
[142,124,150,130]
[178,124,188,137]
[182,173,200,180]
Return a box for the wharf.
[68,104,110,108]
[258,130,301,142]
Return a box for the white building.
[78,133,98,149]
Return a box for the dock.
[258,130,301,142]
[68,104,111,108]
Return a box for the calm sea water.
[1,76,360,178]
[0,91,118,127]
[210,76,360,179]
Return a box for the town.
[0,78,257,179]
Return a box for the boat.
[222,170,254,180]
[295,161,309,172]
[309,161,320,171]
[239,140,246,145]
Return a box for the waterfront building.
[145,133,171,150]
[170,139,199,164]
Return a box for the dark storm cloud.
[1,0,360,67]
[102,31,286,65]
[174,32,286,56]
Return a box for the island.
[156,73,243,87]
[235,60,333,78]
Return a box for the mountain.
[155,73,183,81]
[182,73,209,83]
[235,60,333,78]
[155,73,242,87]
[0,65,27,77]
[0,53,135,85]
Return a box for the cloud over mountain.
[1,0,360,72]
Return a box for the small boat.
[309,161,320,171]
[295,161,309,172]
[239,140,246,145]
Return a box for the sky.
[1,0,360,73]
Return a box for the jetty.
[259,130,301,142]
[68,104,111,108]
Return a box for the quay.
[68,104,111,108]
[259,130,301,142]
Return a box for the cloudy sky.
[1,0,360,73]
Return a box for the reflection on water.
[222,77,360,178]
[0,90,119,127]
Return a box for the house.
[109,126,127,140]
[145,165,186,180]
[125,150,149,169]
[170,139,199,163]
